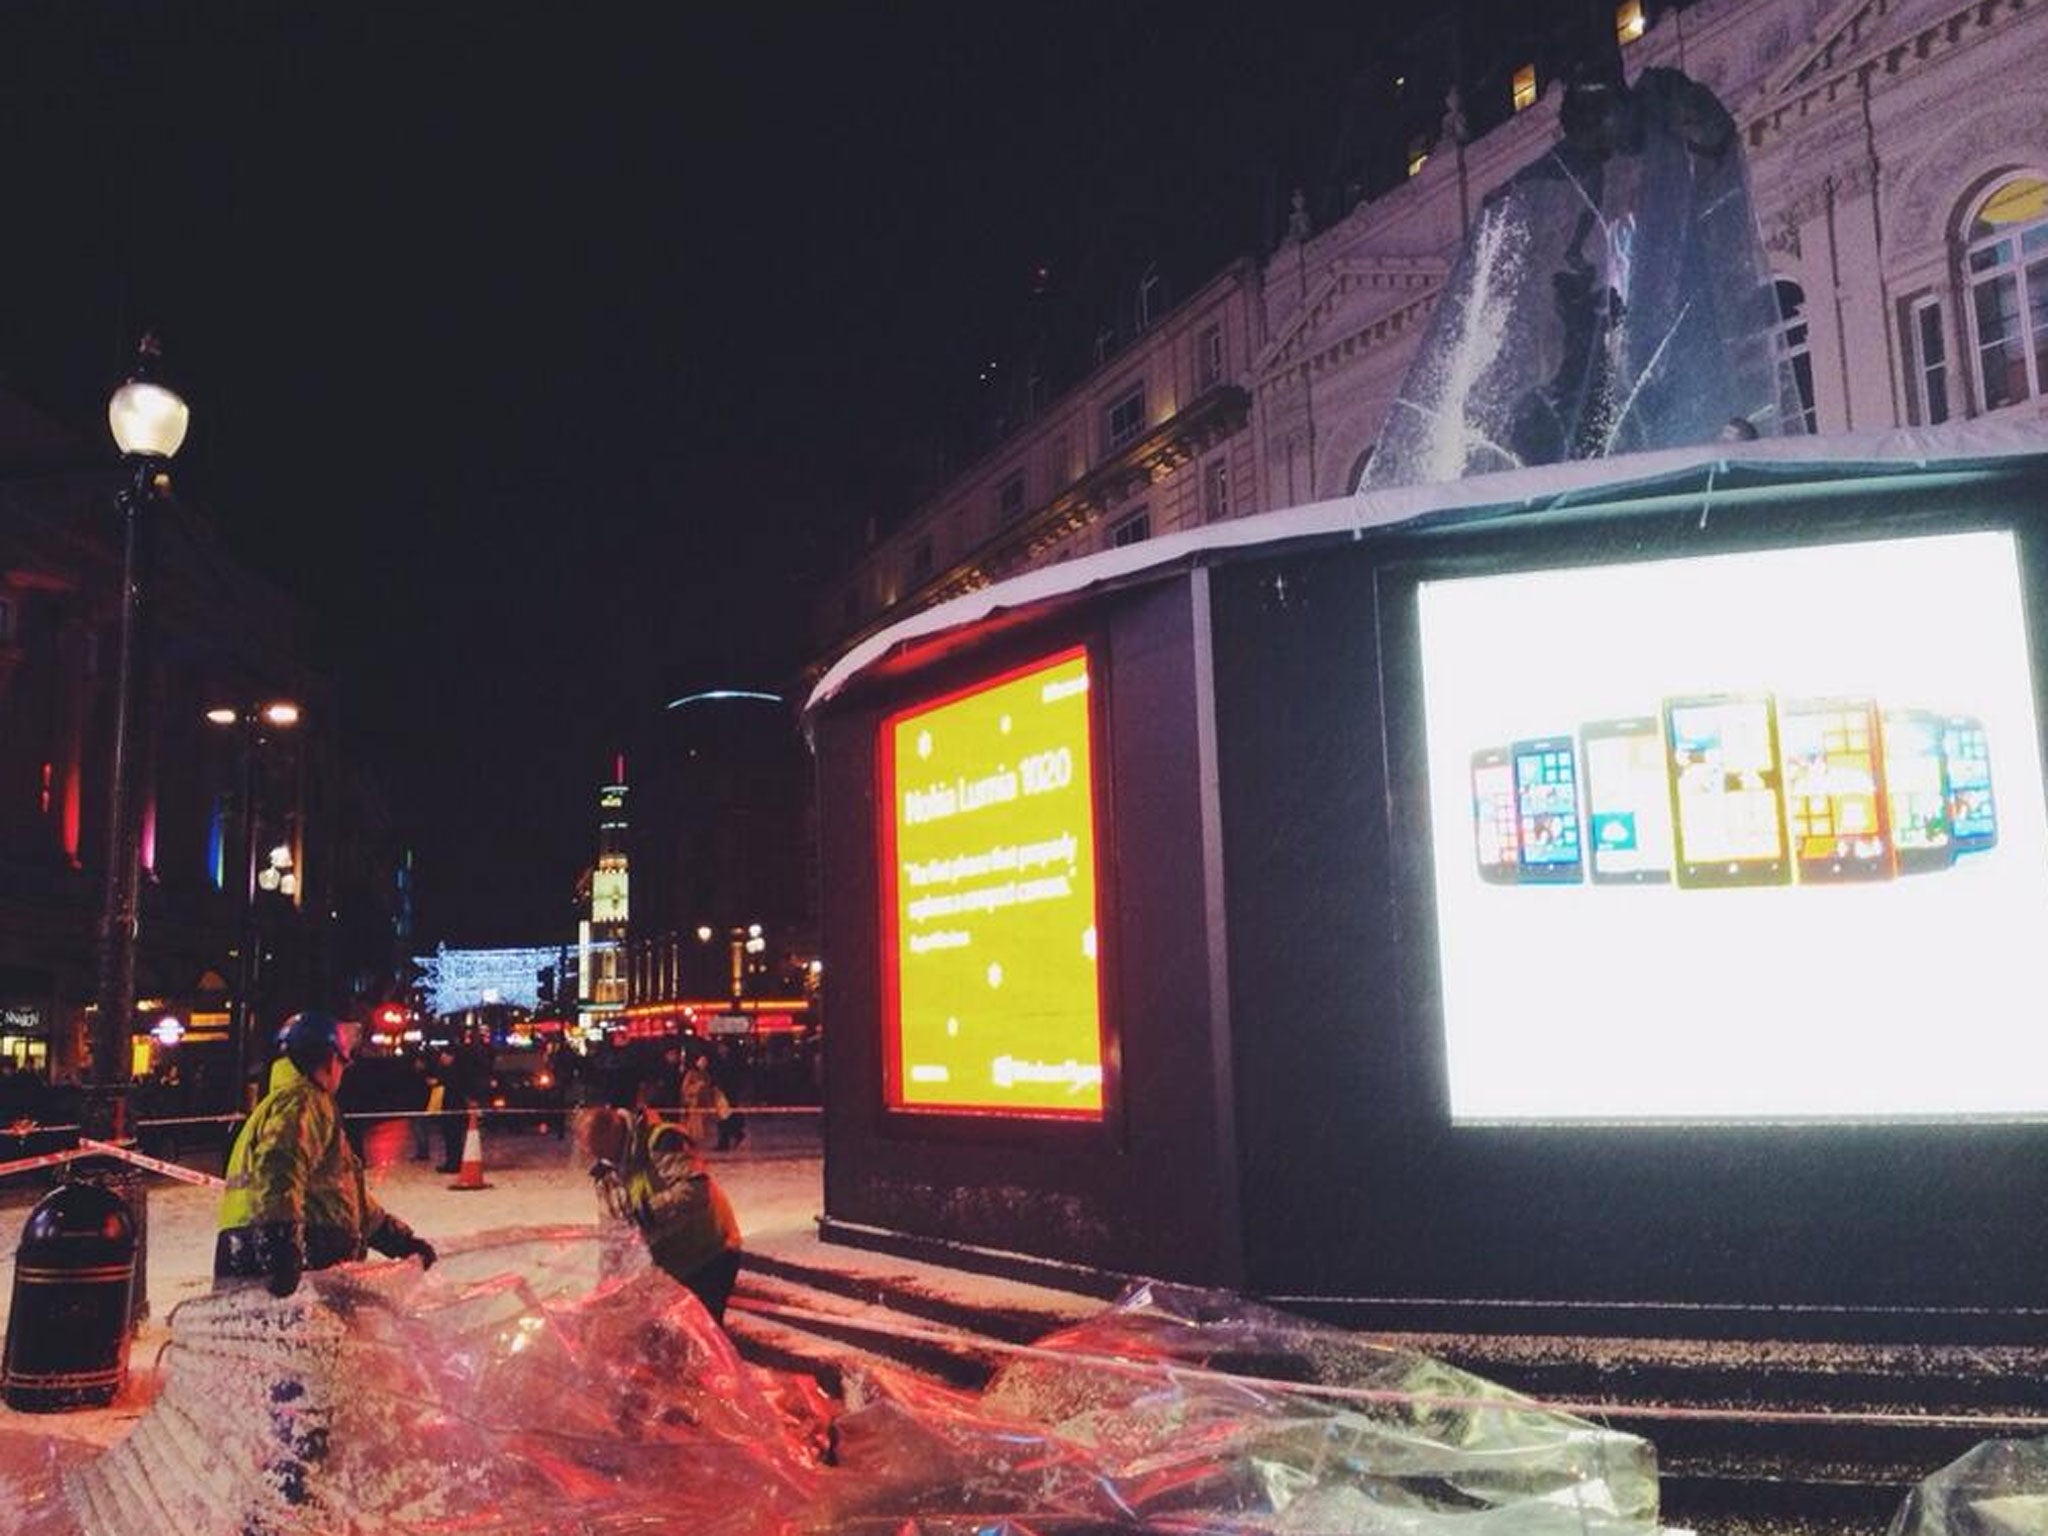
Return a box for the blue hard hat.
[280,1010,354,1066]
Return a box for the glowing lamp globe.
[107,378,191,460]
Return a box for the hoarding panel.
[1417,530,2048,1123]
[879,647,1106,1115]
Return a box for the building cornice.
[826,385,1252,655]
[1745,0,2034,152]
[888,257,1262,539]
[1255,258,1447,383]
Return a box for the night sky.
[0,5,1476,944]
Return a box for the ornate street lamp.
[88,336,189,1140]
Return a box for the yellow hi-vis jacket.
[217,1057,400,1268]
[595,1116,741,1283]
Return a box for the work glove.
[368,1215,435,1269]
[254,1221,305,1299]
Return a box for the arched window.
[1964,175,2048,411]
[1774,279,1817,432]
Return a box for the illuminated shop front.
[0,1001,50,1073]
[807,429,2048,1335]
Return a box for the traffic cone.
[447,1109,492,1190]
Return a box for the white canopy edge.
[807,419,2048,716]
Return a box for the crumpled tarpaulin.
[1887,1434,2048,1536]
[26,1225,826,1536]
[817,1280,1661,1534]
[12,1236,1663,1534]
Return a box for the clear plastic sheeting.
[27,1225,826,1536]
[1363,67,1795,493]
[1888,1434,2048,1536]
[816,1281,1662,1534]
[12,1243,1664,1535]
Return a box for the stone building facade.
[816,262,1263,661]
[1263,0,2048,502]
[813,0,2048,668]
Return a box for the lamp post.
[729,923,765,1006]
[205,700,301,1103]
[87,336,189,1141]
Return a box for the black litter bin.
[1,1181,137,1411]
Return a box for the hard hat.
[280,1010,356,1067]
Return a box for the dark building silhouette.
[0,388,401,1096]
[617,686,817,1032]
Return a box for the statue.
[1440,85,1468,147]
[1362,65,1799,492]
[1286,187,1312,243]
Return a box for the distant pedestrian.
[591,1039,628,1109]
[546,1038,581,1109]
[637,1042,684,1117]
[410,1051,441,1162]
[432,1046,468,1172]
[137,1064,186,1161]
[713,1085,746,1151]
[708,1050,746,1150]
[579,1105,743,1324]
[679,1053,718,1146]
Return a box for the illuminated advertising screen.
[1418,530,2048,1122]
[879,647,1106,1115]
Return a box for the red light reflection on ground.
[359,1117,410,1171]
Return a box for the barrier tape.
[0,1139,232,1187]
[307,1104,822,1121]
[0,1144,95,1180]
[0,1103,821,1184]
[78,1139,227,1189]
[1,1103,821,1136]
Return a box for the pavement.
[3,1111,2043,1535]
[0,1111,1093,1453]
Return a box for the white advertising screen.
[1417,530,2048,1122]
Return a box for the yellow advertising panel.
[881,647,1105,1115]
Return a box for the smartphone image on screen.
[1471,747,1521,884]
[1780,697,1894,883]
[1882,708,1954,874]
[1943,714,1998,855]
[1662,694,1790,889]
[1580,716,1672,884]
[1510,735,1584,884]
